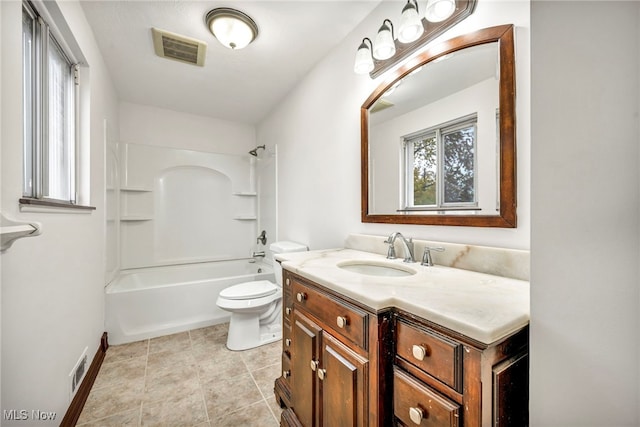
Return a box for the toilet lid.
[219,280,278,300]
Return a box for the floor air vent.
[152,28,206,67]
[69,347,88,400]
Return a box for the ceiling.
[80,1,381,125]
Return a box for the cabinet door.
[291,310,322,427]
[320,332,368,427]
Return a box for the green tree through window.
[405,114,477,209]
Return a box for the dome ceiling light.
[205,8,258,50]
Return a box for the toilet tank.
[269,241,308,286]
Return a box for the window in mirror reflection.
[403,114,477,210]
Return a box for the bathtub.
[105,260,275,345]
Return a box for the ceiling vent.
[151,28,206,67]
[370,99,394,113]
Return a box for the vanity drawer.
[291,278,367,348]
[394,368,460,427]
[396,320,462,391]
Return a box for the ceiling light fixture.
[205,8,258,50]
[353,0,477,78]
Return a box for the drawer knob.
[317,368,327,380]
[409,407,424,424]
[336,316,348,329]
[412,344,427,361]
[285,278,290,286]
[283,370,291,379]
[285,338,291,347]
[285,307,292,315]
[310,359,319,371]
[296,292,307,302]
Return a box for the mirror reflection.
[369,43,499,215]
[361,24,516,227]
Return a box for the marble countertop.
[276,248,530,346]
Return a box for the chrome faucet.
[421,246,445,267]
[384,232,415,263]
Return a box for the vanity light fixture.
[205,8,258,50]
[373,20,396,60]
[398,0,423,43]
[353,0,477,78]
[353,38,374,74]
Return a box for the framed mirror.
[361,24,516,227]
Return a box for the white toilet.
[216,241,308,351]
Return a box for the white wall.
[119,102,255,155]
[0,0,119,423]
[258,0,530,250]
[530,2,639,425]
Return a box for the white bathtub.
[105,260,275,345]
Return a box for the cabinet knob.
[285,338,291,347]
[310,360,319,371]
[285,278,290,286]
[336,316,348,329]
[317,368,327,380]
[283,370,291,379]
[296,292,307,303]
[285,307,292,316]
[409,407,424,425]
[412,344,428,361]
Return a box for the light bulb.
[354,39,374,74]
[425,0,456,23]
[398,1,424,44]
[373,21,396,60]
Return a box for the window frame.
[21,0,92,210]
[401,113,478,212]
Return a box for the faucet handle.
[421,246,444,267]
[384,237,396,259]
[386,245,396,259]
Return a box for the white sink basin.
[337,260,417,277]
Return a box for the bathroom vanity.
[273,246,529,427]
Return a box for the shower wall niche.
[119,142,260,269]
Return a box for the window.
[22,1,79,205]
[403,114,477,210]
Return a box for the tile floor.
[77,323,283,426]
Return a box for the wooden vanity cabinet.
[392,312,529,427]
[275,270,529,427]
[276,270,392,427]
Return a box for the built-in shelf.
[233,216,257,221]
[233,192,257,197]
[120,216,153,221]
[121,187,153,192]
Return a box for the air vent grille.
[152,28,206,66]
[370,99,394,113]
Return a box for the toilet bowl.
[216,241,308,351]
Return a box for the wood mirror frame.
[361,24,516,227]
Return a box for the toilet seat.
[219,280,278,300]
